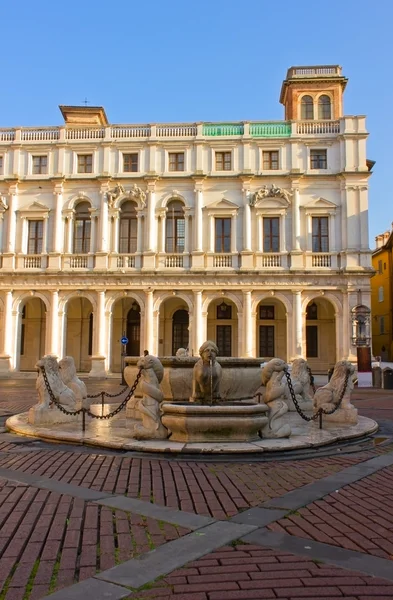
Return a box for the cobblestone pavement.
[0,378,393,599]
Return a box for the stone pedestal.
[89,356,106,379]
[28,404,81,426]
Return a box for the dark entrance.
[126,305,141,356]
[172,309,189,355]
[217,325,232,356]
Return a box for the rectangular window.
[119,219,138,254]
[310,149,327,169]
[378,286,384,302]
[123,153,138,172]
[215,218,231,253]
[312,217,329,252]
[380,316,385,334]
[166,218,185,253]
[168,152,184,172]
[215,151,232,171]
[260,325,274,357]
[263,217,280,252]
[0,155,3,173]
[262,151,279,170]
[74,219,91,253]
[216,325,232,356]
[378,260,383,274]
[259,306,275,320]
[306,325,318,357]
[32,155,47,175]
[77,154,93,173]
[27,220,43,254]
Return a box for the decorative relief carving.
[253,184,293,205]
[106,183,146,208]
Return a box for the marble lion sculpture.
[59,356,88,408]
[285,358,314,411]
[132,354,168,440]
[313,360,356,413]
[260,358,291,438]
[35,355,76,409]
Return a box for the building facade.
[371,226,393,361]
[0,65,373,377]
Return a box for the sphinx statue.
[190,340,222,404]
[313,360,357,424]
[132,354,168,440]
[284,358,314,412]
[260,358,291,438]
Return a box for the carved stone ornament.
[254,184,292,204]
[0,196,8,211]
[106,184,125,207]
[128,184,147,208]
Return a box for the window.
[263,217,280,252]
[310,149,327,169]
[259,306,275,320]
[215,218,231,252]
[380,316,385,334]
[318,95,331,120]
[215,151,232,171]
[123,153,138,172]
[166,200,185,253]
[73,202,91,253]
[378,286,384,302]
[312,217,329,252]
[20,305,26,356]
[27,220,43,254]
[88,313,93,356]
[216,325,231,356]
[168,153,184,172]
[119,201,137,254]
[77,154,93,173]
[301,95,314,120]
[172,309,189,355]
[263,151,279,170]
[306,325,318,357]
[217,301,232,320]
[378,260,383,274]
[0,155,3,173]
[260,325,274,357]
[32,155,47,175]
[306,302,318,320]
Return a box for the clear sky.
[1,0,391,247]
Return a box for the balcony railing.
[66,128,105,140]
[296,120,340,135]
[213,254,233,268]
[116,254,136,268]
[165,254,184,268]
[261,253,282,268]
[203,124,244,136]
[22,128,60,142]
[250,123,291,137]
[23,255,43,269]
[311,253,331,268]
[157,125,197,137]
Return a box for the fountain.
[5,347,379,454]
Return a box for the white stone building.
[0,65,373,377]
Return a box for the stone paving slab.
[43,578,130,600]
[96,521,256,589]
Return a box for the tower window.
[301,95,314,120]
[318,95,332,120]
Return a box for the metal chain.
[284,368,351,422]
[87,384,129,399]
[307,366,316,394]
[41,366,142,421]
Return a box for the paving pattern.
[0,378,393,600]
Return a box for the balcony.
[256,253,289,269]
[62,254,95,269]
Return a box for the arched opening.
[126,301,141,357]
[19,298,46,371]
[257,299,287,360]
[166,200,185,253]
[65,296,93,372]
[110,297,141,371]
[318,95,332,120]
[207,299,238,357]
[119,200,138,254]
[172,309,189,355]
[301,95,314,120]
[73,201,91,254]
[305,298,336,371]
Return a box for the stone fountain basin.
[161,401,269,443]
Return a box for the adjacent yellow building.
[371,226,393,360]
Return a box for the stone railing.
[213,253,233,268]
[0,120,347,143]
[288,66,341,78]
[311,253,332,268]
[164,254,184,268]
[260,253,282,268]
[116,254,136,268]
[23,255,43,269]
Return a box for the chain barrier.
[87,384,129,399]
[41,367,142,432]
[307,366,316,394]
[284,368,350,429]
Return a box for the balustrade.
[213,254,233,268]
[296,120,340,135]
[22,128,60,141]
[111,125,150,138]
[164,254,184,268]
[66,128,105,140]
[157,125,197,137]
[116,254,136,268]
[250,122,291,137]
[23,255,43,269]
[311,253,331,267]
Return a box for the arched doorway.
[126,302,141,357]
[172,309,189,355]
[19,298,46,371]
[110,297,141,372]
[305,298,336,371]
[257,299,287,360]
[65,296,93,372]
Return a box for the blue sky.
[1,0,391,246]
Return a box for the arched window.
[318,95,331,120]
[301,95,314,120]
[73,201,91,254]
[119,201,137,253]
[166,200,185,253]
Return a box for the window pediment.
[303,197,337,214]
[18,201,50,219]
[204,198,239,216]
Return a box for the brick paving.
[0,378,393,599]
[122,545,393,600]
[0,477,189,600]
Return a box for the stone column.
[291,185,303,269]
[3,186,17,269]
[192,181,205,269]
[143,181,157,269]
[243,201,252,251]
[293,290,304,358]
[136,213,143,253]
[209,216,215,253]
[160,209,166,253]
[243,290,254,357]
[89,211,97,254]
[89,289,106,378]
[99,189,109,252]
[193,289,204,355]
[0,290,13,374]
[66,213,74,254]
[42,216,49,255]
[48,290,59,357]
[0,212,4,253]
[231,213,237,254]
[52,187,64,253]
[144,290,154,354]
[280,212,287,253]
